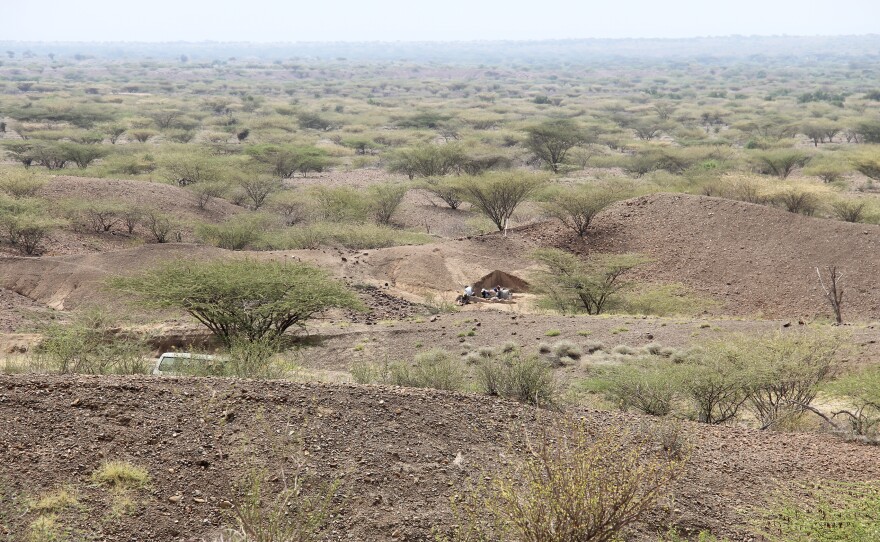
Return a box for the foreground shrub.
[544,185,617,237]
[773,186,822,216]
[223,336,284,379]
[440,417,687,542]
[742,331,842,429]
[476,353,557,406]
[388,349,467,391]
[369,182,408,226]
[605,362,683,416]
[458,171,546,231]
[196,214,274,250]
[0,201,63,255]
[36,309,149,375]
[0,168,46,198]
[422,177,463,209]
[679,346,752,424]
[824,366,880,439]
[218,469,339,542]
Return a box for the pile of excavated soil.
[2,375,880,541]
[523,193,880,320]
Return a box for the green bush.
[110,259,362,347]
[388,349,466,391]
[824,366,880,438]
[475,353,556,406]
[0,197,63,255]
[36,309,149,375]
[368,183,408,226]
[308,186,369,223]
[196,214,274,250]
[0,168,46,198]
[543,185,617,237]
[222,336,284,379]
[533,248,649,315]
[605,361,683,416]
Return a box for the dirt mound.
[2,374,880,541]
[526,193,880,320]
[359,236,539,295]
[0,244,228,310]
[41,176,242,222]
[471,270,530,292]
[345,284,427,324]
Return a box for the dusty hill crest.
[525,193,880,320]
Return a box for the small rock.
[219,500,233,509]
[168,495,182,504]
[193,497,207,503]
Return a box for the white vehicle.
[152,352,221,376]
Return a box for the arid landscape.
[2,34,880,541]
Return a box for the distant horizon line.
[2,33,879,45]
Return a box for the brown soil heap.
[471,270,530,293]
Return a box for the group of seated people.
[461,285,511,303]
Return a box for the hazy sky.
[5,0,880,42]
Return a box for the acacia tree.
[754,149,811,179]
[386,144,465,179]
[524,119,589,173]
[545,186,617,237]
[368,183,408,226]
[422,178,463,209]
[110,260,363,346]
[533,248,648,315]
[238,175,281,210]
[458,172,545,232]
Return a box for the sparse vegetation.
[388,349,467,391]
[3,35,880,542]
[757,481,880,541]
[35,309,149,375]
[475,352,557,406]
[92,461,150,489]
[220,469,339,542]
[441,416,686,542]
